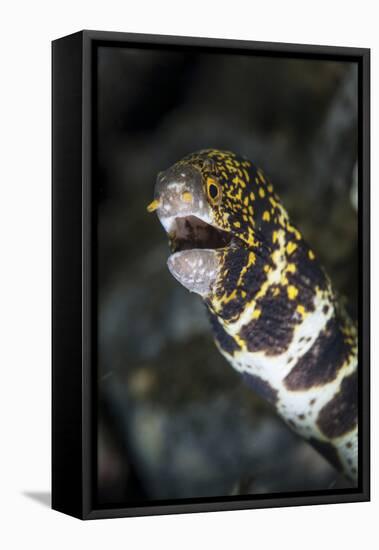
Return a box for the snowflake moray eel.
[147,149,358,482]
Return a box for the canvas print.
[95,44,359,506]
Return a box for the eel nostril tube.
[146,199,161,213]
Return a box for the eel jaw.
[161,214,233,297]
[167,249,220,297]
[151,163,233,296]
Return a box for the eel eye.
[206,177,222,204]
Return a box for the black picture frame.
[52,30,370,520]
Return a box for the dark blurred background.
[95,44,358,505]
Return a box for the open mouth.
[169,215,233,253]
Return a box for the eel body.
[148,149,358,482]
